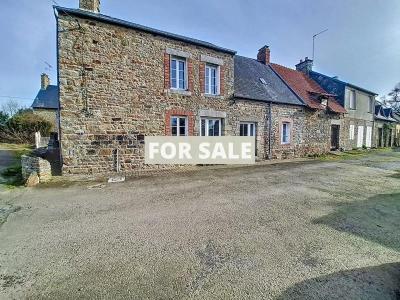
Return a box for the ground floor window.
[171,116,187,136]
[281,122,291,144]
[201,118,222,136]
[240,122,257,155]
[239,122,256,137]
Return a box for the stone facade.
[21,155,52,183]
[268,104,341,158]
[57,12,344,175]
[341,118,374,150]
[374,121,396,148]
[58,14,237,174]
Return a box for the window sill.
[203,94,224,99]
[168,89,192,96]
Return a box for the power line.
[0,96,35,101]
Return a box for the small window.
[259,78,267,85]
[281,122,291,144]
[239,122,256,137]
[201,118,222,136]
[349,124,355,140]
[348,89,356,109]
[171,116,187,136]
[205,64,219,95]
[170,57,186,90]
[368,96,374,113]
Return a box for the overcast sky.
[1,0,399,108]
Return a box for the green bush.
[0,111,52,144]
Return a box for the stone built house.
[32,73,59,131]
[310,69,377,149]
[269,57,347,152]
[374,103,397,147]
[55,0,348,175]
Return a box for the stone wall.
[58,14,237,175]
[374,121,396,148]
[341,117,374,150]
[57,14,343,175]
[268,104,340,159]
[21,155,52,182]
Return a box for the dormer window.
[319,96,328,107]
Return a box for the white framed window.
[349,124,355,140]
[281,122,291,144]
[205,64,219,95]
[170,56,186,90]
[240,122,257,155]
[347,89,356,110]
[201,118,222,136]
[171,116,187,136]
[239,122,256,137]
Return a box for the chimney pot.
[295,57,313,75]
[79,0,100,13]
[257,45,270,65]
[41,73,50,90]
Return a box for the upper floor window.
[347,89,356,110]
[368,96,374,113]
[171,56,186,90]
[205,64,219,95]
[281,122,291,144]
[171,116,187,136]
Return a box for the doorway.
[331,125,340,150]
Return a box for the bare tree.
[388,82,400,112]
[1,99,21,116]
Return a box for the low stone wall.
[21,155,52,183]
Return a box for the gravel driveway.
[0,150,399,299]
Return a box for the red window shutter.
[188,59,194,92]
[199,63,205,94]
[164,53,170,89]
[219,66,225,96]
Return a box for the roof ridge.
[54,6,236,55]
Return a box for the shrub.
[0,111,52,144]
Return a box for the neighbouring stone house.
[54,0,347,175]
[374,103,397,147]
[394,112,400,146]
[268,57,347,152]
[310,68,377,149]
[32,73,59,131]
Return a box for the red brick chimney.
[79,0,100,13]
[257,45,270,65]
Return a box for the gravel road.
[0,150,399,299]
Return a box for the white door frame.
[366,126,372,148]
[357,126,364,148]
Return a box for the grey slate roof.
[234,56,303,106]
[32,85,59,110]
[310,71,378,96]
[54,6,236,55]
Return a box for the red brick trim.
[164,53,170,89]
[199,63,205,94]
[220,66,225,96]
[278,117,294,147]
[165,109,195,136]
[188,59,194,92]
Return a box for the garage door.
[357,126,364,148]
